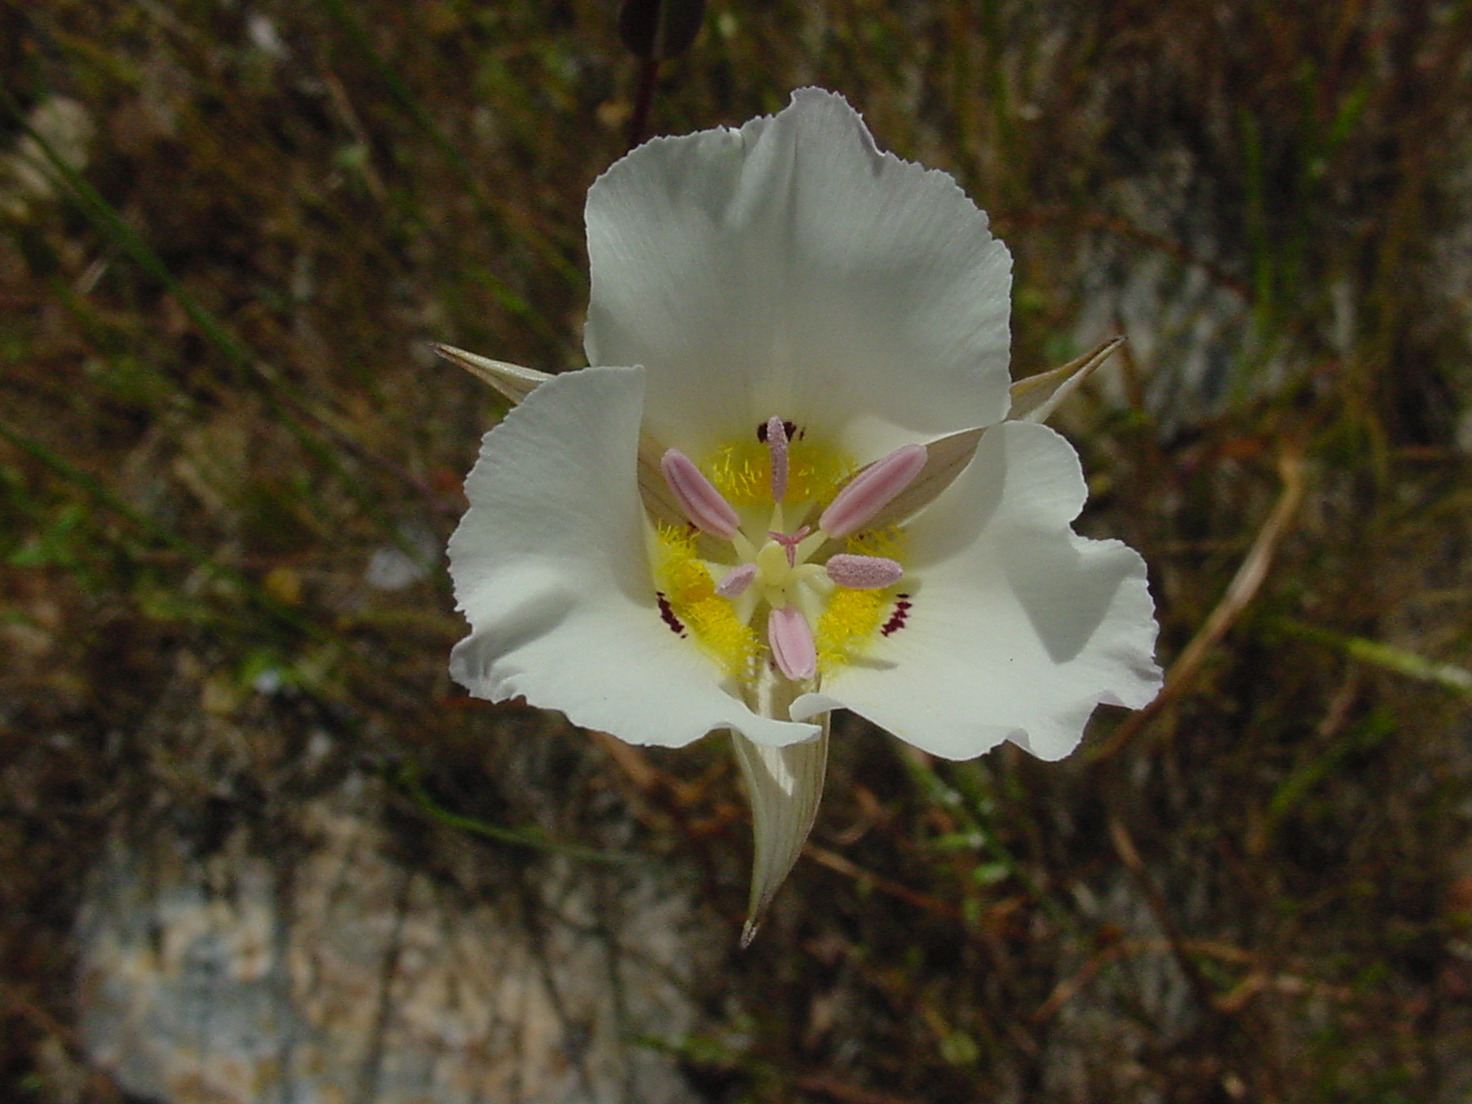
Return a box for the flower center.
[650,416,922,684]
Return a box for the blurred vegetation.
[2,0,1472,1101]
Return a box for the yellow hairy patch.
[651,524,757,677]
[814,527,906,674]
[815,587,887,673]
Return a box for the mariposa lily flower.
[445,89,1161,943]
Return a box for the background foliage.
[3,1,1472,1101]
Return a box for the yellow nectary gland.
[813,527,905,674]
[651,523,759,677]
[814,588,888,671]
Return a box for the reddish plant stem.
[627,57,660,150]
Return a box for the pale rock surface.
[75,773,720,1104]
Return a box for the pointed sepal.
[817,339,1124,537]
[435,344,553,406]
[732,718,829,946]
[1008,337,1122,424]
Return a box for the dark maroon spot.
[756,419,799,443]
[880,593,912,637]
[656,592,687,636]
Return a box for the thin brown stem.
[627,58,661,150]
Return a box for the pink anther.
[660,448,740,539]
[768,604,817,681]
[824,553,904,590]
[766,525,811,567]
[765,415,789,502]
[715,562,757,598]
[818,443,927,538]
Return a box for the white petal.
[434,341,694,536]
[584,88,1012,458]
[448,365,820,749]
[793,422,1161,760]
[731,721,828,946]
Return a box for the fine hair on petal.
[815,587,891,673]
[705,436,854,508]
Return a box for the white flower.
[445,90,1161,942]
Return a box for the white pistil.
[767,525,810,567]
[754,539,795,606]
